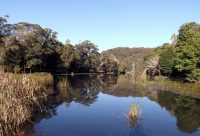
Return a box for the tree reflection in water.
[149,91,200,133]
[21,75,200,135]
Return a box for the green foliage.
[60,43,75,72]
[144,45,169,77]
[0,20,63,73]
[174,22,200,81]
[146,22,200,82]
[144,44,168,61]
[99,53,118,74]
[0,18,119,74]
[186,69,200,82]
[159,45,176,76]
[3,44,25,72]
[1,16,155,74]
[177,22,200,48]
[73,40,100,72]
[175,45,199,71]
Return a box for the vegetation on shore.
[1,15,200,82]
[0,16,118,74]
[0,14,200,135]
[103,47,153,76]
[0,70,52,135]
[145,22,200,82]
[146,78,200,99]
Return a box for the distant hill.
[102,47,154,76]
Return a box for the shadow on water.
[20,75,200,136]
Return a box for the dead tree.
[146,56,161,77]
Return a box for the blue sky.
[1,0,200,51]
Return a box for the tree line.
[145,22,200,82]
[0,16,118,74]
[1,16,199,82]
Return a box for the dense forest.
[1,16,200,82]
[0,16,119,74]
[145,22,200,82]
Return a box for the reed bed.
[0,70,50,135]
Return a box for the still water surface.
[23,75,200,136]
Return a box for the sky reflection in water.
[24,75,200,136]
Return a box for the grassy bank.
[0,71,53,135]
[137,77,200,99]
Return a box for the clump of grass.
[128,103,141,127]
[0,70,47,135]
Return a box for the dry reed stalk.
[0,70,47,135]
[128,103,141,127]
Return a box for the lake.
[21,75,200,136]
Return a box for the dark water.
[23,75,200,136]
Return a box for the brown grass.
[0,70,50,135]
[14,72,53,86]
[128,103,141,127]
[135,77,200,99]
[147,79,200,99]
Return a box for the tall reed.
[0,70,47,135]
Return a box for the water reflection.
[22,75,200,136]
[51,75,147,106]
[149,91,200,133]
